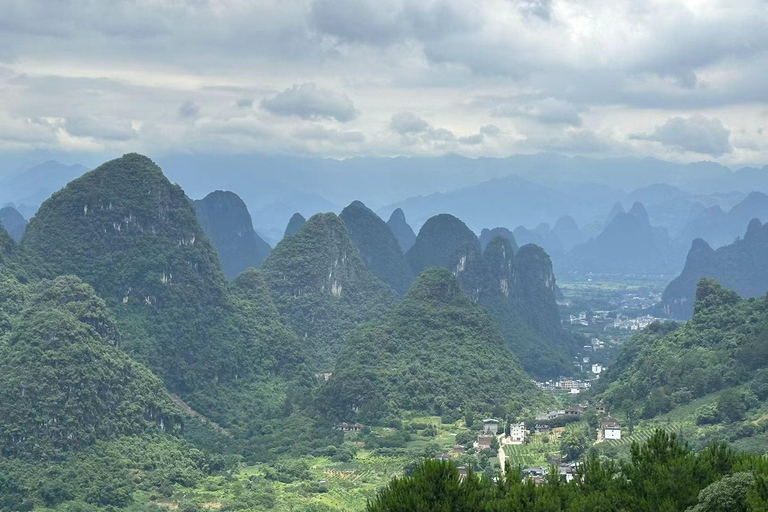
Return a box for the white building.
[591,363,603,374]
[483,418,499,435]
[602,418,621,440]
[509,422,526,444]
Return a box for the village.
[333,401,625,485]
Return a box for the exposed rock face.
[662,219,768,319]
[340,201,413,296]
[284,212,306,238]
[386,208,417,252]
[516,244,561,338]
[450,237,572,379]
[406,213,479,275]
[0,207,27,242]
[479,227,518,252]
[194,190,271,279]
[261,213,397,371]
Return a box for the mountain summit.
[340,200,413,296]
[194,190,271,279]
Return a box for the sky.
[0,0,767,168]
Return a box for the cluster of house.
[535,377,593,393]
[523,462,580,484]
[611,314,660,330]
[334,422,364,432]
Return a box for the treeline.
[368,430,768,512]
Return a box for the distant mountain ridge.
[386,208,416,252]
[661,218,768,319]
[194,190,271,279]
[0,206,27,242]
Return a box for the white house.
[509,422,526,444]
[602,418,621,440]
[591,363,603,374]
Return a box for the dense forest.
[322,268,549,421]
[597,278,768,423]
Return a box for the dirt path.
[170,394,233,437]
[497,434,507,474]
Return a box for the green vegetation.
[284,212,306,238]
[261,212,398,371]
[368,430,768,512]
[323,268,549,422]
[0,276,182,459]
[340,200,413,296]
[193,190,271,279]
[452,237,578,379]
[22,153,231,391]
[406,214,479,275]
[596,278,768,420]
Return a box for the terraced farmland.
[601,425,675,447]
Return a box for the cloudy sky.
[0,0,767,167]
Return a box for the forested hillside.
[323,268,546,421]
[406,214,480,275]
[340,200,413,296]
[597,278,768,420]
[261,212,398,371]
[452,237,575,378]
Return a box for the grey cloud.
[490,97,583,127]
[517,0,552,20]
[390,112,430,134]
[65,116,136,141]
[0,117,57,144]
[261,83,358,122]
[310,0,475,45]
[480,124,501,136]
[631,114,733,156]
[178,101,200,119]
[458,133,483,145]
[236,98,254,109]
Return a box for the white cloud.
[630,114,733,156]
[261,83,358,122]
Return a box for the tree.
[717,389,746,423]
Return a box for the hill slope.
[261,213,398,371]
[284,212,306,238]
[340,201,413,296]
[21,153,231,390]
[0,276,181,458]
[452,238,573,378]
[598,278,768,419]
[569,202,675,274]
[193,190,271,279]
[323,268,545,420]
[661,219,768,319]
